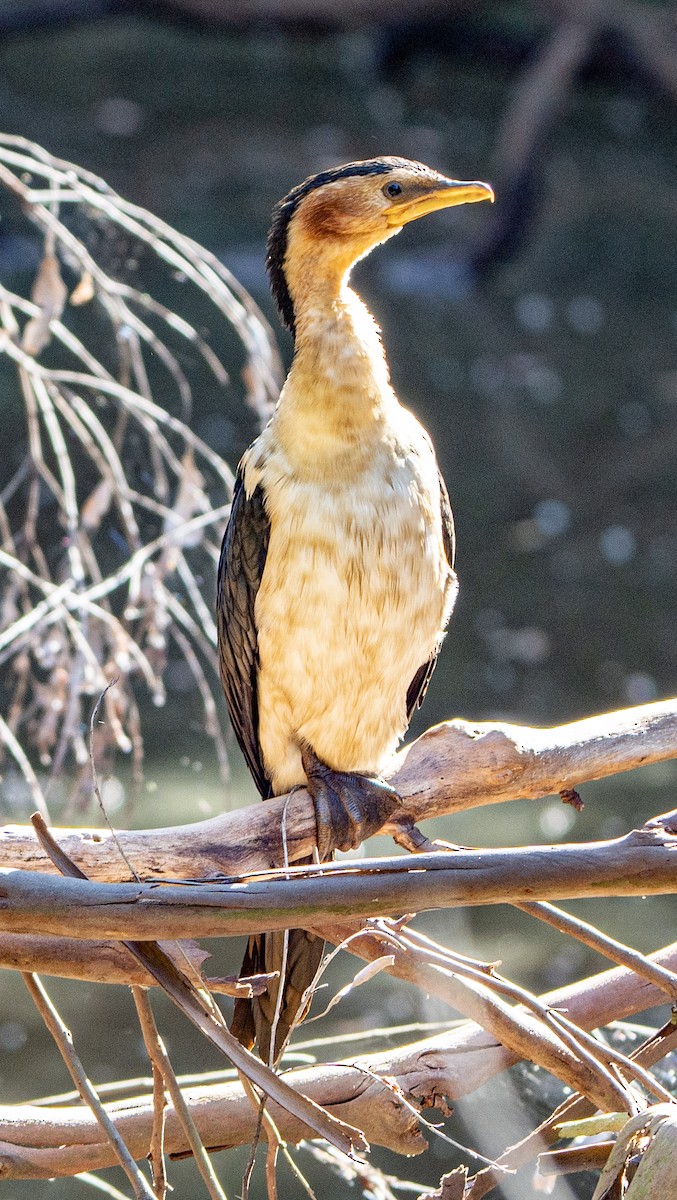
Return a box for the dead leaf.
[591,1104,677,1199]
[81,480,113,531]
[311,955,396,1021]
[70,271,95,306]
[432,1165,468,1199]
[22,253,67,356]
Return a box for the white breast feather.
[245,406,457,794]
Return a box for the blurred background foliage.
[0,2,676,1197]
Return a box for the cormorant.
[217,157,493,1062]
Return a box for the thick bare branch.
[2,699,675,879]
[0,1061,419,1181]
[0,933,271,996]
[0,813,675,941]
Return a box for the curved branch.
[0,1062,421,1180]
[2,699,676,880]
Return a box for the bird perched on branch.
[217,157,493,1062]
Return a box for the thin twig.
[278,1144,319,1200]
[0,712,50,819]
[241,1101,266,1200]
[148,1059,167,1200]
[516,899,677,1003]
[76,1172,136,1199]
[89,682,141,882]
[132,986,228,1200]
[22,971,155,1200]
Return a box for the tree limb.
[0,933,271,996]
[2,699,675,880]
[0,812,675,941]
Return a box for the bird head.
[267,157,494,334]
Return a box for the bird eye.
[383,181,403,199]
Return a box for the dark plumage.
[216,473,271,800]
[405,470,456,721]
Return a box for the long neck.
[273,253,398,475]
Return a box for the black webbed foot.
[301,745,400,860]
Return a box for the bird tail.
[231,927,325,1064]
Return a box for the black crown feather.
[266,158,413,337]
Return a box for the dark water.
[0,13,676,1199]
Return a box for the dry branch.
[0,811,675,941]
[2,940,676,1180]
[0,933,270,996]
[27,815,368,1163]
[313,921,633,1112]
[2,698,676,879]
[0,134,281,810]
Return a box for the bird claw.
[392,819,437,854]
[301,746,400,859]
[392,819,463,854]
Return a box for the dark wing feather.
[406,469,456,722]
[217,469,272,798]
[438,468,456,571]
